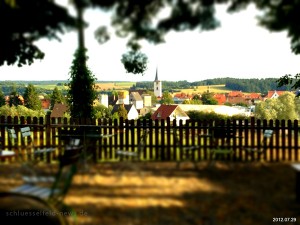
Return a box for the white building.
[153,68,162,98]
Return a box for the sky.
[1,2,300,82]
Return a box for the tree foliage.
[161,91,174,105]
[255,92,299,120]
[222,0,300,90]
[93,104,111,119]
[0,0,76,67]
[186,110,247,121]
[3,0,300,85]
[67,48,97,118]
[9,85,23,107]
[201,92,218,105]
[0,105,45,118]
[50,87,65,110]
[0,89,6,107]
[117,105,128,119]
[23,84,42,110]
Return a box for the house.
[227,91,244,97]
[111,104,139,120]
[173,92,193,104]
[50,103,69,118]
[226,91,247,105]
[244,93,262,105]
[129,92,143,110]
[139,107,152,117]
[116,91,130,105]
[142,94,152,107]
[99,94,109,108]
[151,104,190,124]
[213,93,226,105]
[266,90,286,99]
[40,99,51,113]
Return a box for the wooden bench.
[10,138,83,210]
[7,127,57,183]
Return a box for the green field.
[176,84,232,94]
[19,81,233,94]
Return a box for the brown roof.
[130,92,143,101]
[50,103,69,118]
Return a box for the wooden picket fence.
[0,115,299,163]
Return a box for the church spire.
[154,67,159,81]
[153,67,162,98]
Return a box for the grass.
[94,82,135,90]
[1,161,300,225]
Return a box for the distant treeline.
[0,78,293,96]
[135,78,292,94]
[0,81,65,96]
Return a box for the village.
[47,72,291,122]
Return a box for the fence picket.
[0,116,299,163]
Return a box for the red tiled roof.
[267,90,286,98]
[151,105,178,120]
[213,94,226,105]
[246,93,261,99]
[227,91,244,97]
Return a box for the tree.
[161,91,174,105]
[67,48,97,118]
[117,105,128,119]
[182,99,202,104]
[4,0,300,83]
[201,92,218,105]
[50,87,65,109]
[0,89,6,107]
[0,0,76,67]
[23,84,42,110]
[220,0,300,90]
[255,92,299,120]
[121,42,148,75]
[94,104,111,119]
[9,85,23,107]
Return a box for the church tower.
[153,68,162,98]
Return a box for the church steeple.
[153,67,162,98]
[154,67,159,81]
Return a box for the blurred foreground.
[0,161,300,225]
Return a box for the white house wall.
[135,100,144,110]
[128,108,139,120]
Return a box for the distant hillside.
[134,78,292,94]
[0,81,136,96]
[0,78,293,96]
